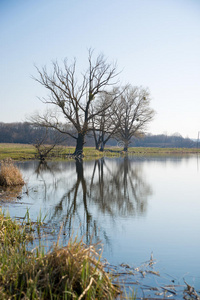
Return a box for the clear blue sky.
[0,0,200,138]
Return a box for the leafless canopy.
[90,91,121,150]
[114,86,155,151]
[31,49,120,154]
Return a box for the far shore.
[0,143,200,161]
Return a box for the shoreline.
[1,143,200,161]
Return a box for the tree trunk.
[100,143,104,152]
[74,132,85,156]
[123,141,129,152]
[99,134,105,152]
[92,129,100,150]
[95,137,101,150]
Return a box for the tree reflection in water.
[35,157,153,243]
[89,157,152,216]
[35,160,63,203]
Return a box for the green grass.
[0,143,37,160]
[125,146,200,155]
[1,143,200,161]
[0,210,121,299]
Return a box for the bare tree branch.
[114,86,155,151]
[30,49,120,156]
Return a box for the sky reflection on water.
[4,155,200,297]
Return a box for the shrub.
[0,158,24,186]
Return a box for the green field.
[0,143,200,161]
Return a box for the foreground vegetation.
[1,143,200,161]
[0,152,199,299]
[0,158,24,186]
[0,162,132,299]
[0,210,121,299]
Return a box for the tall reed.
[0,158,24,186]
[0,210,120,299]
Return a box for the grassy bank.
[0,143,200,161]
[0,210,122,300]
[0,143,37,160]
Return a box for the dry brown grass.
[0,210,120,299]
[30,236,120,299]
[0,158,24,187]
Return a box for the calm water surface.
[4,155,200,297]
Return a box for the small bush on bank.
[0,210,120,299]
[0,158,24,186]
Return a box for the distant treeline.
[0,122,87,146]
[0,122,197,148]
[132,134,196,148]
[0,122,58,144]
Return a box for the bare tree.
[114,86,155,151]
[91,92,120,151]
[33,127,64,161]
[31,49,120,156]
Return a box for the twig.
[78,277,94,300]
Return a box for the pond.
[3,155,200,298]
